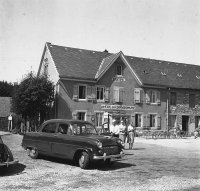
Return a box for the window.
[113,86,124,103]
[170,92,177,106]
[189,94,195,108]
[72,123,97,135]
[57,124,69,134]
[77,112,86,120]
[78,85,86,99]
[116,65,122,76]
[43,62,48,76]
[150,91,157,103]
[96,87,104,101]
[150,114,156,127]
[146,90,160,104]
[135,114,142,127]
[42,123,57,133]
[95,112,103,127]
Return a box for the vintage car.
[0,132,18,168]
[22,119,125,169]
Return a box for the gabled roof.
[45,42,200,90]
[46,42,111,80]
[0,97,11,117]
[95,52,120,79]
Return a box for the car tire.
[27,148,39,159]
[104,159,114,166]
[78,151,90,169]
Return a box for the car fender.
[73,147,93,161]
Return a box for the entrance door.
[182,116,189,132]
[195,116,200,128]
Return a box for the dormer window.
[116,65,123,76]
[177,73,182,78]
[161,72,166,76]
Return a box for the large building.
[37,42,200,133]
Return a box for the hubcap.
[80,155,85,164]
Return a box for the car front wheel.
[27,148,39,159]
[78,151,90,169]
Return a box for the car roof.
[42,119,93,125]
[0,131,11,136]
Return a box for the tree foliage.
[0,81,15,97]
[11,72,55,125]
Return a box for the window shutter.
[142,115,147,128]
[104,87,110,102]
[140,89,143,103]
[72,111,77,120]
[134,88,141,103]
[73,85,78,100]
[113,87,119,103]
[87,86,92,101]
[91,86,96,100]
[156,91,161,105]
[146,115,150,128]
[157,115,161,129]
[146,91,150,104]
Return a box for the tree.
[0,81,15,97]
[11,72,55,131]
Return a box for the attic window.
[196,75,200,79]
[161,72,166,76]
[92,51,95,53]
[177,73,182,78]
[79,50,82,52]
[65,48,68,51]
[143,70,149,74]
[116,65,123,76]
[159,61,162,64]
[131,57,133,59]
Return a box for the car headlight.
[117,139,125,148]
[97,141,102,149]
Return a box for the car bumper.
[0,160,19,167]
[93,151,125,161]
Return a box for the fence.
[136,129,191,139]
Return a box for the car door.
[37,122,57,155]
[51,122,75,159]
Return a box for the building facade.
[37,42,200,133]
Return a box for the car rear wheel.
[27,148,39,159]
[78,151,90,169]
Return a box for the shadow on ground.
[0,163,26,176]
[37,154,134,171]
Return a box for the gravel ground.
[0,134,200,191]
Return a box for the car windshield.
[72,123,98,135]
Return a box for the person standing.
[127,122,135,149]
[119,120,126,142]
[112,120,120,138]
[110,120,115,136]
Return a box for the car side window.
[42,123,57,133]
[57,123,69,134]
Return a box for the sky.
[0,0,200,83]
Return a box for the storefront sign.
[101,105,135,111]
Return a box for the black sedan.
[0,132,18,168]
[22,119,125,169]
